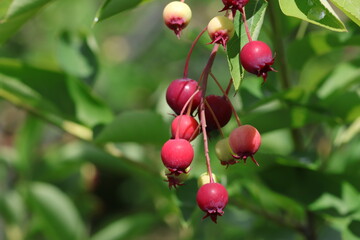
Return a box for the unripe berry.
[240,41,275,83]
[215,138,238,167]
[229,125,261,166]
[207,16,234,48]
[163,1,192,38]
[220,0,250,16]
[197,172,217,187]
[166,78,201,115]
[171,115,199,141]
[203,95,232,132]
[196,183,228,223]
[165,167,190,189]
[161,139,194,175]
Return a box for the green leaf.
[329,0,360,27]
[227,0,268,90]
[94,110,169,145]
[0,190,26,224]
[28,182,86,240]
[94,0,146,23]
[0,0,54,44]
[279,0,347,32]
[91,214,156,240]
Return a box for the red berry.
[207,16,235,48]
[171,115,199,141]
[161,139,194,175]
[240,41,275,83]
[196,183,228,223]
[166,78,201,115]
[203,95,232,132]
[163,1,192,38]
[220,0,250,16]
[229,125,261,166]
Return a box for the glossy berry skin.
[196,183,229,223]
[220,0,250,16]
[203,95,232,132]
[166,78,201,115]
[161,139,194,175]
[171,115,199,141]
[215,138,238,167]
[229,125,261,166]
[240,41,275,83]
[207,16,234,48]
[163,1,192,38]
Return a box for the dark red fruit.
[240,40,275,83]
[229,125,261,166]
[161,139,194,175]
[166,78,202,115]
[196,183,229,223]
[203,95,232,131]
[171,115,199,141]
[220,0,250,16]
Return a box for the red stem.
[240,8,252,42]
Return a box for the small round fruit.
[171,115,199,141]
[215,138,238,167]
[240,40,275,83]
[163,1,192,38]
[161,139,194,175]
[220,0,250,16]
[166,78,201,115]
[196,183,228,223]
[203,95,232,132]
[229,125,261,166]
[197,172,217,187]
[207,16,235,48]
[164,167,190,189]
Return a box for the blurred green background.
[0,0,360,239]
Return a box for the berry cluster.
[161,0,275,223]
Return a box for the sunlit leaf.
[329,0,360,27]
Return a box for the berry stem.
[204,99,225,138]
[240,8,252,42]
[183,27,207,79]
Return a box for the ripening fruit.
[171,115,199,141]
[164,168,190,189]
[215,138,238,167]
[229,125,261,166]
[163,1,192,38]
[203,95,232,132]
[220,0,250,16]
[240,40,275,83]
[207,16,235,48]
[166,78,202,115]
[196,183,229,223]
[161,139,194,175]
[197,172,217,187]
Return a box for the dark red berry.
[220,0,250,16]
[196,183,228,223]
[166,78,202,115]
[229,125,261,166]
[161,139,194,175]
[203,95,232,131]
[171,115,199,141]
[163,1,192,38]
[240,41,275,83]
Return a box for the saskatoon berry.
[197,172,217,187]
[203,95,232,132]
[229,125,261,166]
[165,168,189,189]
[196,183,228,223]
[161,139,194,175]
[166,78,201,115]
[220,0,250,16]
[207,16,235,48]
[163,1,192,38]
[215,138,238,167]
[171,115,199,141]
[240,40,275,83]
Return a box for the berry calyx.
[196,183,229,223]
[240,40,276,83]
[165,168,189,189]
[171,115,199,141]
[229,125,261,166]
[220,0,250,17]
[215,138,238,167]
[207,16,235,48]
[161,139,194,175]
[203,95,232,132]
[166,78,202,115]
[163,1,192,38]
